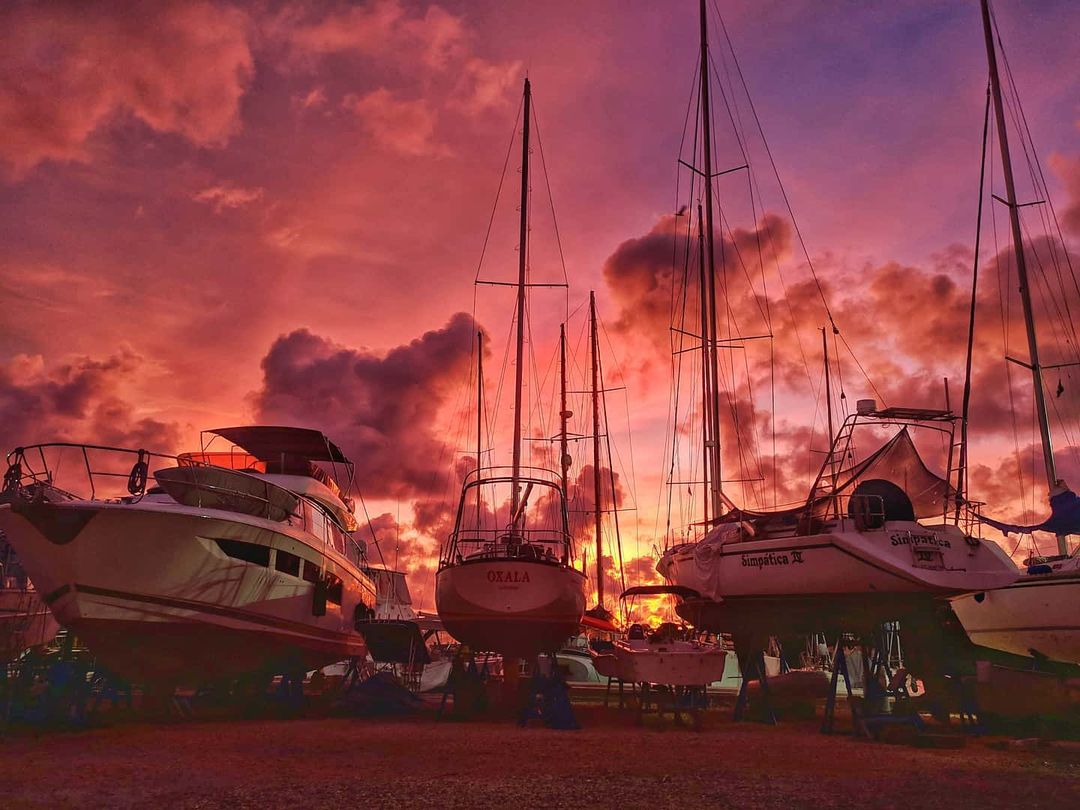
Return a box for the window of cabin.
[307,504,329,544]
[275,550,300,577]
[302,559,321,583]
[215,539,270,567]
[326,574,343,606]
[330,524,346,555]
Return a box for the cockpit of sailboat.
[441,466,573,568]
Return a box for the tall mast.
[559,324,571,496]
[979,0,1065,554]
[698,203,711,527]
[476,330,484,531]
[699,0,724,522]
[822,327,837,519]
[590,291,605,609]
[511,78,532,521]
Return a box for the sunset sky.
[2,0,1079,611]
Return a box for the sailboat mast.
[699,0,724,522]
[559,324,571,496]
[511,78,532,520]
[477,330,484,531]
[590,291,605,609]
[822,327,838,519]
[697,203,711,528]
[979,0,1065,554]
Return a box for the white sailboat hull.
[657,521,1019,634]
[436,559,586,657]
[952,558,1080,665]
[0,498,374,685]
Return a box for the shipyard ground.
[1,706,1077,808]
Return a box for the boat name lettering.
[741,552,803,570]
[890,533,951,549]
[486,570,531,584]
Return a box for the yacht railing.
[442,527,572,567]
[3,442,179,501]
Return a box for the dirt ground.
[1,707,1077,809]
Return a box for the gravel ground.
[1,708,1077,809]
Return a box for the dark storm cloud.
[254,311,481,500]
[0,350,180,453]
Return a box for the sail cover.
[980,486,1080,537]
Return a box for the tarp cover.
[980,486,1080,537]
[829,428,953,519]
[721,428,954,526]
[208,426,349,464]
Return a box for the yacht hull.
[436,560,586,657]
[952,562,1080,665]
[0,499,372,685]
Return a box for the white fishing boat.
[602,588,729,687]
[0,426,376,688]
[655,1,1018,649]
[947,0,1079,668]
[435,79,586,659]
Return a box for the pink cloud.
[0,1,253,175]
[0,349,181,454]
[273,0,465,71]
[450,58,524,115]
[349,88,446,157]
[192,182,264,213]
[1051,153,1080,238]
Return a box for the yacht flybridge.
[0,426,376,688]
[435,78,586,658]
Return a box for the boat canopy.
[720,428,955,527]
[620,585,703,600]
[207,426,349,465]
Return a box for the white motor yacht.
[0,426,376,688]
